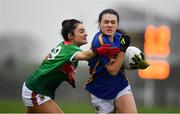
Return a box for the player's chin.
[105,32,114,37]
[82,40,88,44]
[79,41,88,46]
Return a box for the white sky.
[0,0,180,61]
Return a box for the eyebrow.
[104,20,116,22]
[79,28,85,31]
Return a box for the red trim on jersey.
[31,92,38,106]
[59,63,76,88]
[64,40,73,45]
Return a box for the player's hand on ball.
[130,53,150,69]
[119,34,131,52]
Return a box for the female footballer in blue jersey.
[85,9,138,113]
[21,19,120,113]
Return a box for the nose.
[108,22,112,27]
[84,32,88,37]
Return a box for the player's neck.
[109,35,114,42]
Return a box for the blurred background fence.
[0,0,180,112]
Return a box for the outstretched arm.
[73,50,94,61]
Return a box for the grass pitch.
[0,99,180,113]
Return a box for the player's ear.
[67,33,73,40]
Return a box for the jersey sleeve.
[60,44,82,63]
[70,51,82,62]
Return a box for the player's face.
[72,24,88,46]
[99,14,118,38]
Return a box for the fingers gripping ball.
[130,53,149,69]
[123,46,149,70]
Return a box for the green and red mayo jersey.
[25,41,82,99]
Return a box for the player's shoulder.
[93,31,103,42]
[115,32,123,40]
[57,41,82,52]
[66,44,81,52]
[91,32,102,48]
[92,31,109,48]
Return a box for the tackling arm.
[73,45,120,61]
[73,50,95,61]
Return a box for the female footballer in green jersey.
[21,19,120,113]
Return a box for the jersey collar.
[64,40,73,45]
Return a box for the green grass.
[138,106,180,113]
[58,102,94,113]
[0,99,180,113]
[0,99,94,113]
[0,99,25,112]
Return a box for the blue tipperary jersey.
[85,31,129,99]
